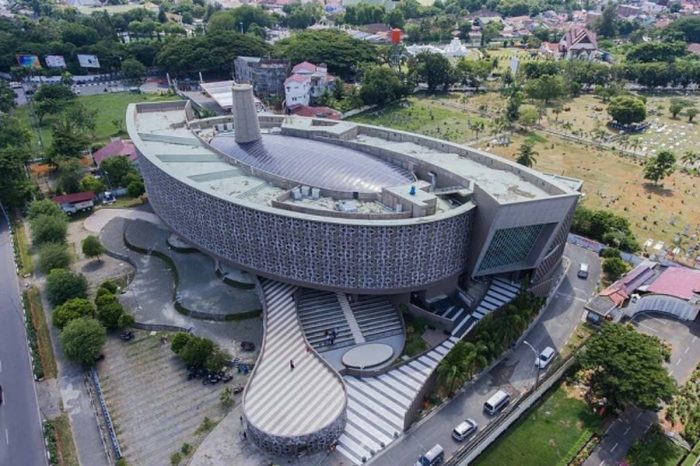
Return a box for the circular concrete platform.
[342,343,395,369]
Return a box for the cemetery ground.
[353,93,700,248]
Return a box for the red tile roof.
[292,61,317,73]
[289,105,342,120]
[93,139,137,165]
[53,191,95,204]
[285,74,309,85]
[648,267,700,301]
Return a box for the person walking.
[290,359,295,370]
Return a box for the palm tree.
[681,151,698,167]
[437,341,472,394]
[516,141,539,167]
[469,120,485,139]
[459,94,469,111]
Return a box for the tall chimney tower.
[231,83,261,144]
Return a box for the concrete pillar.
[232,84,261,144]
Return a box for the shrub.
[82,235,105,261]
[170,332,192,354]
[30,214,68,246]
[170,452,182,466]
[95,287,113,300]
[117,313,135,329]
[95,292,118,308]
[37,243,71,274]
[46,269,88,306]
[205,349,231,372]
[127,180,145,198]
[59,318,106,367]
[52,298,95,329]
[99,280,118,294]
[96,301,125,330]
[600,247,621,259]
[178,336,214,368]
[603,257,630,282]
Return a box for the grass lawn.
[628,426,685,466]
[24,286,57,379]
[50,413,79,466]
[12,219,34,275]
[348,96,487,144]
[474,383,602,466]
[16,91,179,151]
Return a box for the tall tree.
[0,80,16,113]
[516,141,539,167]
[408,52,454,92]
[32,84,76,125]
[607,95,646,125]
[59,317,106,367]
[644,150,676,186]
[595,2,618,38]
[49,117,89,161]
[524,75,566,105]
[359,65,410,106]
[576,323,676,410]
[82,235,105,261]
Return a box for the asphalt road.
[0,213,47,466]
[368,244,601,466]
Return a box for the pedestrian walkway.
[337,335,460,464]
[335,279,520,464]
[243,280,346,441]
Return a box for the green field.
[17,91,179,151]
[474,384,602,466]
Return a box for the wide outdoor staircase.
[337,335,460,464]
[296,289,355,352]
[350,296,403,342]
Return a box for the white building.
[284,61,335,109]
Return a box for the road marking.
[676,358,682,367]
[693,336,697,343]
[610,442,619,453]
[4,428,8,445]
[0,359,2,373]
[624,426,631,435]
[598,461,606,466]
[686,347,691,354]
[635,413,642,421]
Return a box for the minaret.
[231,84,261,144]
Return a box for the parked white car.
[535,346,556,369]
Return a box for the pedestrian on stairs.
[290,359,295,370]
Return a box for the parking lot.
[99,332,246,466]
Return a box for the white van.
[577,263,589,279]
[484,390,510,415]
[415,444,445,466]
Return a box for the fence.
[89,368,122,460]
[447,357,576,466]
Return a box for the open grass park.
[473,383,602,466]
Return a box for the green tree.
[38,243,71,274]
[0,147,33,210]
[205,349,231,372]
[178,336,215,368]
[409,52,454,92]
[121,58,147,83]
[686,107,699,122]
[481,20,504,47]
[0,80,16,113]
[50,117,89,160]
[60,318,107,367]
[524,74,566,105]
[602,257,630,282]
[518,104,539,127]
[117,313,135,329]
[127,180,145,198]
[28,199,64,220]
[82,235,105,261]
[55,159,84,194]
[607,95,646,125]
[572,206,640,252]
[437,341,475,394]
[30,214,68,246]
[576,323,676,410]
[100,155,135,186]
[64,104,97,135]
[220,387,234,407]
[52,298,95,329]
[32,84,76,125]
[46,269,88,306]
[595,2,618,38]
[79,174,106,194]
[644,150,676,186]
[669,98,689,119]
[359,66,409,106]
[458,21,472,41]
[515,141,538,167]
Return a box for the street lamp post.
[523,340,541,389]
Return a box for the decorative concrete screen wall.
[139,155,474,293]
